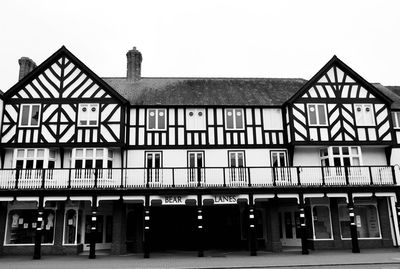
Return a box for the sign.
[203,194,249,205]
[150,195,197,205]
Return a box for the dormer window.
[147,109,166,131]
[78,104,99,127]
[19,104,41,127]
[225,109,244,130]
[354,104,375,126]
[186,109,206,130]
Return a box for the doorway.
[278,206,301,247]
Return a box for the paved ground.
[0,248,400,269]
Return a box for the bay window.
[72,148,113,179]
[320,146,361,167]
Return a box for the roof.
[373,84,400,109]
[103,77,307,106]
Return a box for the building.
[0,46,399,259]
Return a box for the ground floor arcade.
[0,191,398,258]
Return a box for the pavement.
[0,248,400,269]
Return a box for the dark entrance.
[203,205,244,250]
[150,206,197,251]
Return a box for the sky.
[0,0,399,91]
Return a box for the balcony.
[0,166,398,190]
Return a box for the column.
[197,204,204,257]
[89,197,98,259]
[33,196,44,260]
[143,201,150,258]
[299,195,309,255]
[348,193,360,253]
[248,196,257,256]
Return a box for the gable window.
[307,104,327,126]
[392,111,400,129]
[354,104,374,126]
[19,104,41,127]
[225,109,244,130]
[78,104,99,127]
[147,109,166,131]
[320,146,361,167]
[186,109,206,131]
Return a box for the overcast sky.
[0,0,399,91]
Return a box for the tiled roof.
[373,84,400,109]
[102,77,307,106]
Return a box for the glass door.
[271,151,288,182]
[188,152,204,184]
[146,152,162,184]
[278,207,301,247]
[228,151,246,183]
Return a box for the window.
[188,151,204,183]
[228,151,246,182]
[72,148,113,179]
[14,149,56,170]
[186,109,206,130]
[271,151,289,182]
[312,205,332,239]
[147,109,166,131]
[354,104,375,126]
[307,104,327,126]
[19,104,41,127]
[392,111,400,129]
[263,109,283,130]
[5,209,55,245]
[78,104,99,127]
[63,209,80,245]
[320,146,361,167]
[225,109,244,130]
[338,204,381,239]
[146,152,162,183]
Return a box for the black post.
[33,196,44,260]
[197,197,204,257]
[248,195,257,256]
[89,197,98,259]
[143,204,151,258]
[299,195,309,255]
[348,193,360,253]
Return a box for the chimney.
[126,47,142,82]
[18,57,37,81]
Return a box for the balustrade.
[0,165,396,190]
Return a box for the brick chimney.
[126,47,142,82]
[18,57,37,81]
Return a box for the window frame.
[319,146,362,167]
[19,104,41,128]
[77,103,100,127]
[186,108,206,131]
[225,108,245,130]
[71,148,113,169]
[311,204,334,240]
[307,103,328,126]
[13,148,56,169]
[147,108,167,131]
[270,150,288,167]
[4,208,56,246]
[338,202,382,240]
[354,104,375,126]
[392,111,400,129]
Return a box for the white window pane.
[27,149,35,158]
[108,150,113,158]
[75,149,83,158]
[351,147,359,155]
[37,149,45,158]
[17,149,25,158]
[49,150,56,159]
[31,105,40,126]
[96,149,103,158]
[86,149,93,158]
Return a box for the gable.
[301,65,376,99]
[287,56,392,104]
[4,46,127,103]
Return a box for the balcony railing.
[0,166,398,190]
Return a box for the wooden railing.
[0,165,398,190]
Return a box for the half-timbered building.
[0,46,399,259]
